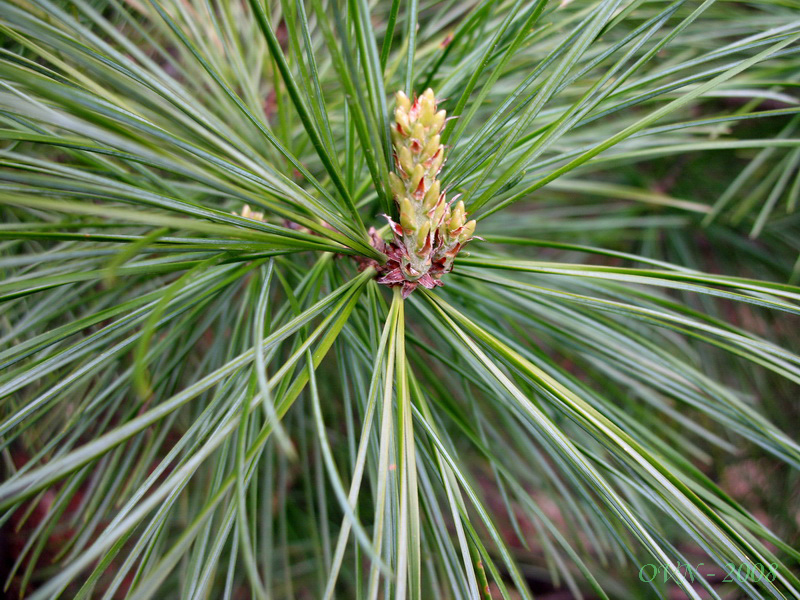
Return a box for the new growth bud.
[389,172,405,199]
[395,90,411,112]
[450,200,465,232]
[461,219,476,240]
[377,89,478,297]
[423,180,440,210]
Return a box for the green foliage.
[0,0,798,598]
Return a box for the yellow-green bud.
[428,150,444,174]
[449,200,465,231]
[410,164,425,192]
[389,172,406,198]
[391,126,403,146]
[460,219,476,240]
[398,146,414,174]
[422,135,440,160]
[399,197,414,231]
[431,110,446,132]
[395,107,410,134]
[419,90,436,126]
[412,123,426,144]
[416,221,431,249]
[395,90,411,112]
[423,180,440,210]
[434,200,447,225]
[238,204,265,222]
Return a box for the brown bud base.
[362,228,441,299]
